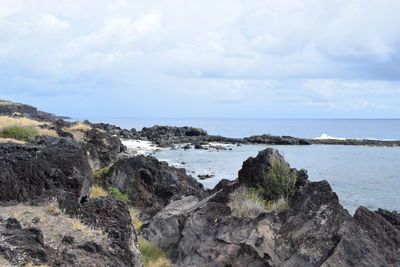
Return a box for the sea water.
[82,118,400,214]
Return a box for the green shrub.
[108,187,129,202]
[263,159,298,201]
[0,125,38,142]
[138,238,171,267]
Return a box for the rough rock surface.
[0,101,67,121]
[0,140,93,203]
[0,218,47,266]
[104,155,205,219]
[141,148,400,267]
[82,128,127,170]
[78,196,143,267]
[139,125,208,147]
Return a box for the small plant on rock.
[0,125,38,142]
[263,159,298,201]
[108,187,129,202]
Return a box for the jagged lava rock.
[104,155,205,219]
[0,140,93,202]
[141,148,400,266]
[78,196,143,267]
[82,128,127,170]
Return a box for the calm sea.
[83,118,400,214]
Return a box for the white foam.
[315,133,346,140]
[121,139,161,155]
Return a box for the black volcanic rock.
[0,101,67,121]
[78,196,143,267]
[141,148,400,266]
[82,128,127,170]
[139,125,208,146]
[0,141,93,203]
[104,155,205,219]
[0,218,48,266]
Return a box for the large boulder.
[0,140,93,203]
[82,128,127,170]
[104,155,205,219]
[78,196,143,267]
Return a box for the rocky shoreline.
[1,101,399,266]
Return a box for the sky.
[0,0,399,118]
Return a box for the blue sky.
[0,0,399,118]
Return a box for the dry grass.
[0,116,49,128]
[67,122,92,132]
[90,185,109,198]
[0,137,26,144]
[271,197,289,212]
[0,116,57,139]
[45,198,63,216]
[0,202,108,250]
[129,206,143,233]
[62,122,91,141]
[24,263,49,267]
[228,186,269,218]
[0,100,22,106]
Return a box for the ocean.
[84,118,400,214]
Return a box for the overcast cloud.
[0,0,399,117]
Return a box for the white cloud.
[41,14,70,31]
[0,0,400,117]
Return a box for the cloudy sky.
[0,0,399,118]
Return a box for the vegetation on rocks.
[138,238,171,267]
[92,165,112,187]
[263,159,298,201]
[0,125,39,142]
[108,187,129,202]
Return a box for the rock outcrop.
[0,140,93,203]
[104,155,205,219]
[0,100,68,121]
[141,148,400,266]
[82,128,127,170]
[78,196,143,267]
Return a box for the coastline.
[1,101,400,266]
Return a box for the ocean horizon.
[77,117,400,140]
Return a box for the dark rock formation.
[104,155,205,219]
[82,128,127,170]
[0,100,68,121]
[0,140,93,203]
[141,148,400,266]
[78,196,143,267]
[90,122,139,139]
[139,125,208,147]
[0,218,48,266]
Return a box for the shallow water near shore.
[155,144,400,215]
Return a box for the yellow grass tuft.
[129,206,143,233]
[46,198,62,216]
[90,185,109,198]
[0,100,22,106]
[65,122,92,132]
[0,116,49,128]
[0,137,26,144]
